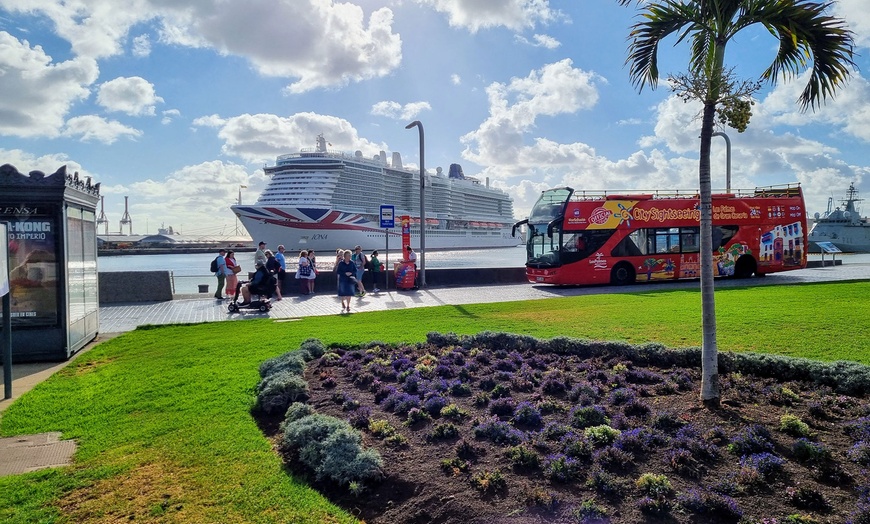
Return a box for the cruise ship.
[231,136,519,252]
[808,183,870,253]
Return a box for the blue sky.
[1,0,869,236]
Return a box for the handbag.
[299,264,311,277]
[232,265,242,274]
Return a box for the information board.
[380,205,395,229]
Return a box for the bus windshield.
[529,188,573,223]
[527,223,561,266]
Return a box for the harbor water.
[98,248,870,295]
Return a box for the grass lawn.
[0,281,868,523]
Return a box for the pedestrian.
[307,250,317,294]
[296,250,313,294]
[406,245,417,266]
[336,249,357,313]
[265,250,283,300]
[213,249,228,299]
[254,241,267,269]
[333,248,343,291]
[351,245,367,296]
[370,250,383,292]
[275,244,287,296]
[225,250,240,297]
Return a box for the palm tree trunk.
[698,99,720,408]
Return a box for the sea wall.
[99,271,174,303]
[97,260,839,304]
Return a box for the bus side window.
[712,225,738,250]
[612,230,644,257]
[681,227,700,253]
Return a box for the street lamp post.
[711,132,731,193]
[405,120,426,287]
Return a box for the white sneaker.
[373,288,380,292]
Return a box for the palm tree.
[616,0,855,407]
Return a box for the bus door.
[527,221,562,267]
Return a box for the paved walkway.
[1,261,868,475]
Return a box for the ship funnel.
[391,152,403,169]
[379,151,387,164]
[448,163,465,179]
[486,176,490,188]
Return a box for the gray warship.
[808,183,870,252]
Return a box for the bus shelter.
[0,164,100,362]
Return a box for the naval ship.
[808,183,870,252]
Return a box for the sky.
[2,0,870,237]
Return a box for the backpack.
[210,257,219,273]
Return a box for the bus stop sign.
[380,205,395,229]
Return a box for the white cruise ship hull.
[234,205,520,252]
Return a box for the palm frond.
[625,1,701,90]
[738,0,855,110]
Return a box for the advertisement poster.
[0,223,8,296]
[5,216,58,326]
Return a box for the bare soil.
[257,342,870,524]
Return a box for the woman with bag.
[225,250,240,297]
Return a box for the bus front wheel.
[734,256,757,279]
[611,263,636,285]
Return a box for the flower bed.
[257,333,870,524]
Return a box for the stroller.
[228,267,275,313]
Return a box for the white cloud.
[371,101,432,120]
[131,34,151,57]
[127,160,253,234]
[0,31,97,138]
[451,73,461,85]
[194,112,387,164]
[165,0,403,93]
[416,0,562,33]
[97,76,164,116]
[63,115,143,144]
[461,59,605,167]
[515,33,561,49]
[0,148,88,179]
[161,108,181,125]
[834,0,870,48]
[1,0,403,93]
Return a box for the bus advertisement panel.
[521,185,806,286]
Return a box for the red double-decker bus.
[513,184,807,285]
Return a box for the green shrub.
[780,413,811,437]
[585,425,621,446]
[635,473,674,498]
[428,423,460,441]
[470,469,507,493]
[315,427,383,485]
[259,351,306,378]
[299,338,327,359]
[256,371,309,414]
[405,407,432,426]
[368,419,397,438]
[282,414,382,486]
[283,402,313,424]
[441,403,469,420]
[506,444,540,469]
[440,457,468,476]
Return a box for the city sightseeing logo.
[589,207,611,225]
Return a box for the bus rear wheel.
[734,256,757,279]
[611,263,636,285]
